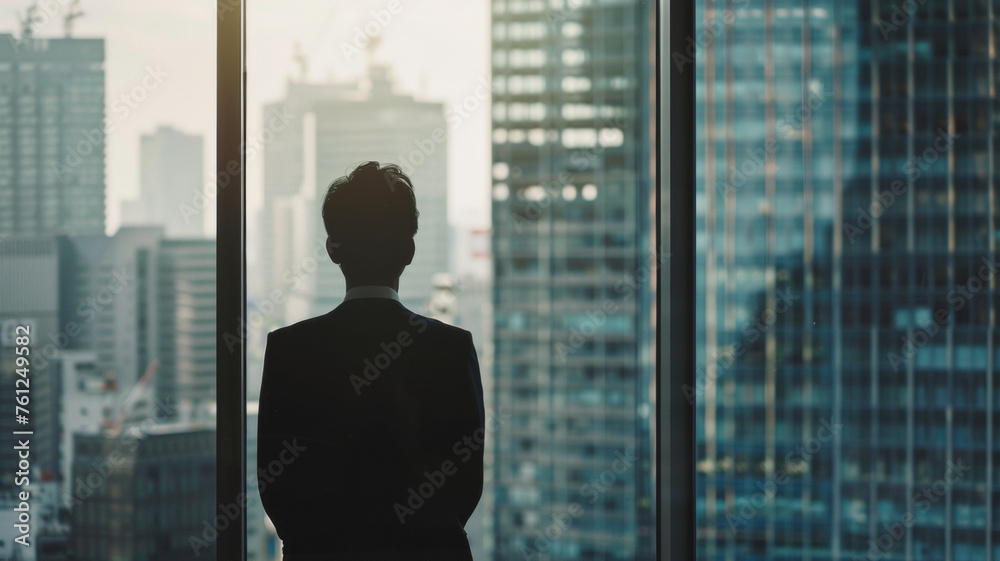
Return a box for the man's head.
[322,161,418,284]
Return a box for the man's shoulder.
[267,312,333,341]
[267,302,472,342]
[377,303,473,343]
[406,309,473,341]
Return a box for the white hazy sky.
[1,0,491,235]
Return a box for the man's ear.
[326,237,342,264]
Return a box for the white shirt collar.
[343,285,400,302]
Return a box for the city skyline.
[0,0,492,236]
[1,1,998,560]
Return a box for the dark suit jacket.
[256,297,485,560]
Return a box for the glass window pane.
[0,3,216,559]
[249,1,656,559]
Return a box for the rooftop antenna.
[367,34,382,66]
[17,1,41,41]
[292,41,308,81]
[64,0,84,37]
[365,34,392,96]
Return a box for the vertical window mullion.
[217,1,247,560]
[660,0,696,558]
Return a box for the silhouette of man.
[257,161,485,560]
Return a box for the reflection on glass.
[696,1,998,559]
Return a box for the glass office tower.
[696,0,999,559]
[490,0,655,559]
[0,33,107,237]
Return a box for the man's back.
[257,297,485,559]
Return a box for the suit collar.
[343,285,400,302]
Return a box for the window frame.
[217,3,246,560]
[661,1,696,559]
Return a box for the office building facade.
[0,33,106,237]
[0,237,64,489]
[490,0,656,558]
[122,125,206,238]
[157,238,216,416]
[310,65,450,315]
[68,427,215,561]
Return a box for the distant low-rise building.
[68,425,215,561]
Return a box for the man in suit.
[257,161,485,560]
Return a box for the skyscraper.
[157,238,216,417]
[0,33,106,237]
[316,65,450,315]
[122,125,206,238]
[489,0,656,558]
[837,2,996,558]
[694,1,999,559]
[59,228,216,421]
[694,2,853,557]
[257,66,451,320]
[252,80,358,390]
[62,227,164,395]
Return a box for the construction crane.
[367,34,382,63]
[101,359,159,437]
[17,1,41,40]
[293,41,308,81]
[64,0,84,37]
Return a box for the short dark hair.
[321,161,419,278]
